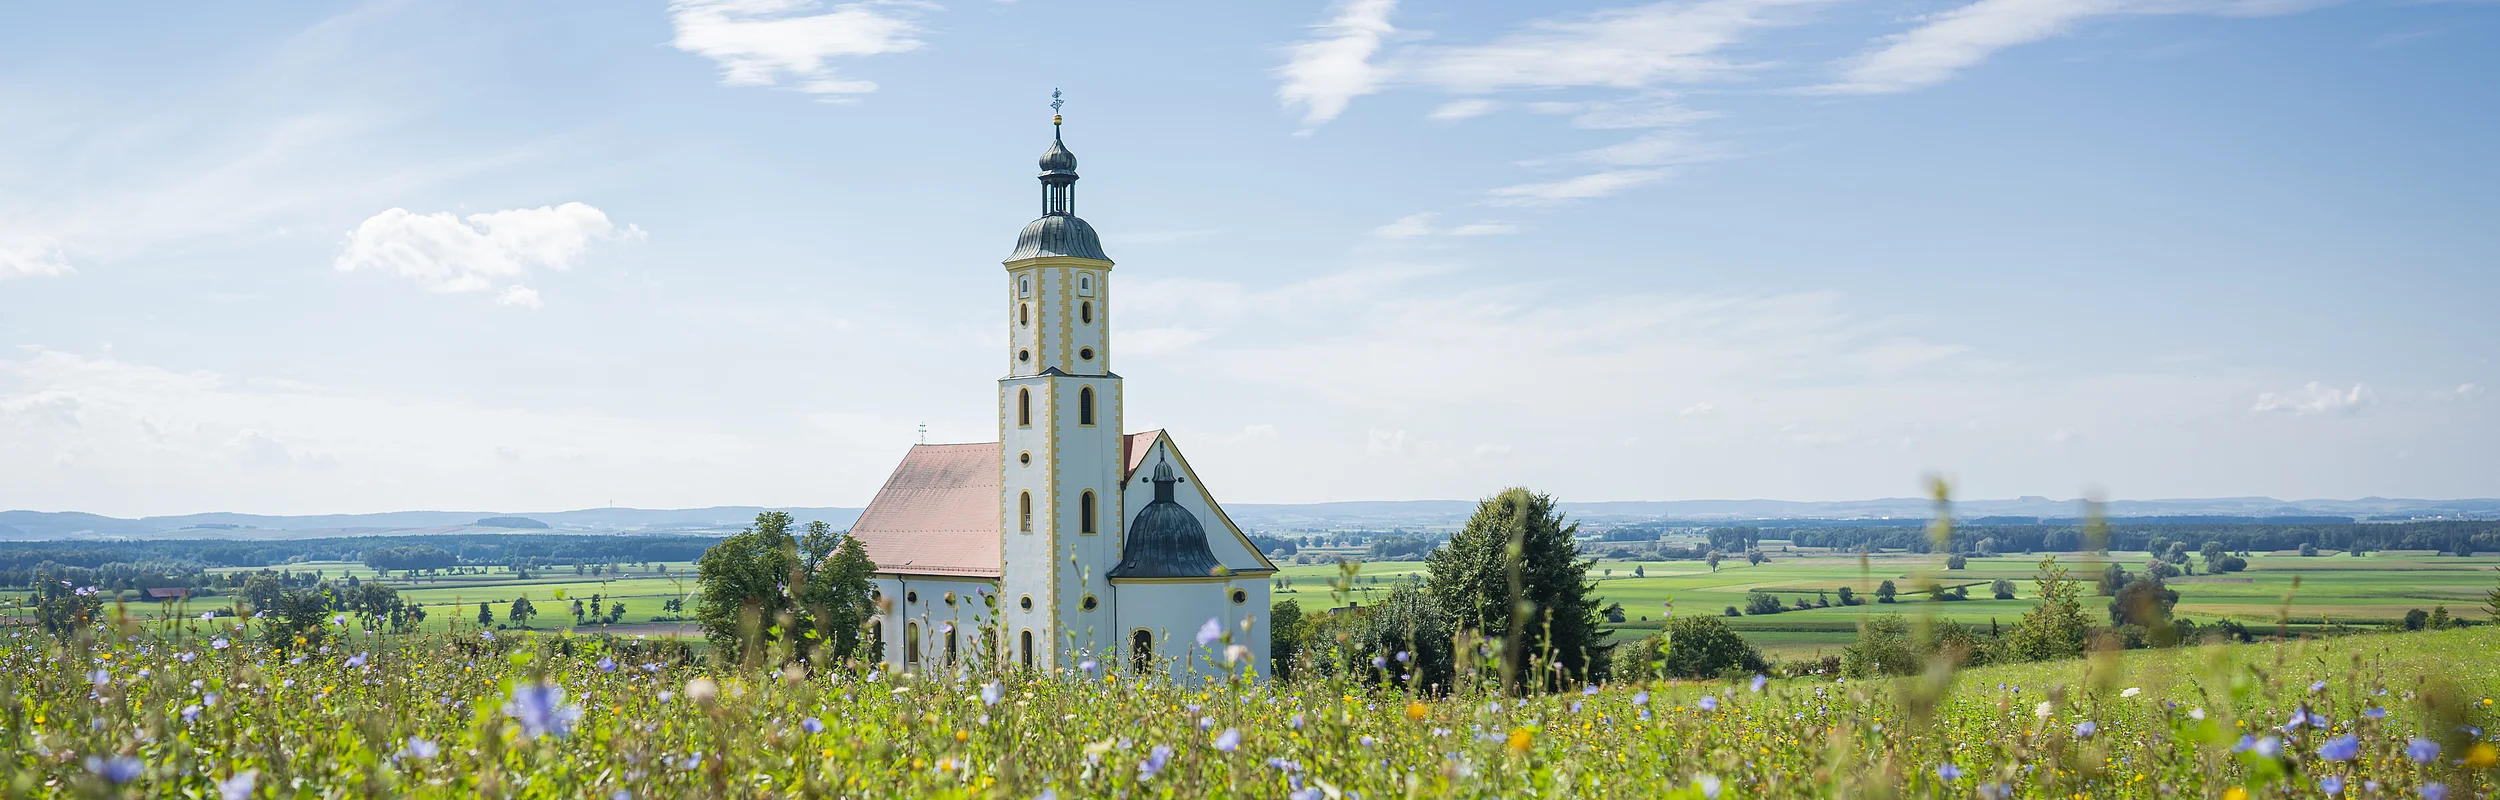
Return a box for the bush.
[1945,554,1968,570]
[1744,590,1786,616]
[1637,615,1768,680]
[1836,586,1858,606]
[1990,579,2016,600]
[2299,543,2319,557]
[1723,606,1741,617]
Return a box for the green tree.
[240,573,283,614]
[697,511,804,664]
[794,521,878,661]
[2403,608,2429,631]
[1269,600,1307,681]
[2427,606,2452,631]
[507,596,537,627]
[1990,578,2017,600]
[477,601,492,627]
[2006,556,2090,662]
[1621,614,1766,680]
[2487,578,2500,623]
[1743,590,1785,616]
[2200,541,2228,569]
[1423,488,1609,689]
[1945,554,1968,570]
[1875,580,1897,603]
[2108,577,2179,628]
[1321,585,1454,691]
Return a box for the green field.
[1275,548,2500,660]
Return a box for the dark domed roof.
[1007,214,1110,262]
[1040,137,1077,174]
[1108,460,1223,579]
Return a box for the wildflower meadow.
[3,607,2495,798]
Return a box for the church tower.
[997,101,1125,669]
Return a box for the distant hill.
[474,516,550,529]
[1,496,2493,541]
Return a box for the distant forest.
[0,534,719,591]
[1759,520,2498,555]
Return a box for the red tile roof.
[847,443,1002,577]
[1122,430,1162,481]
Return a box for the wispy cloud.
[1487,169,1674,206]
[668,0,929,98]
[2252,381,2371,415]
[332,203,644,308]
[0,234,74,279]
[1407,0,1813,92]
[1275,0,1398,130]
[1427,99,1499,121]
[1368,212,1523,237]
[1814,0,2335,95]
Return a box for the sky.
[1,0,2495,518]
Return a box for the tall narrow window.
[1079,387,1095,426]
[1131,630,1154,675]
[1079,490,1097,534]
[1019,303,1029,327]
[945,629,958,667]
[1080,301,1093,324]
[869,620,885,662]
[1018,388,1031,427]
[1019,491,1033,533]
[905,622,921,667]
[1020,630,1033,670]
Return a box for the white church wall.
[1111,577,1267,684]
[870,575,1000,675]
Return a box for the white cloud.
[668,0,928,98]
[1370,212,1438,239]
[1428,99,1499,121]
[1409,0,1810,93]
[0,233,74,279]
[1366,428,1408,456]
[1486,169,1673,206]
[1529,93,1719,129]
[1371,213,1519,238]
[1681,402,1718,416]
[332,202,641,308]
[2251,381,2371,415]
[1276,0,1398,130]
[2432,382,2481,401]
[1815,0,2333,95]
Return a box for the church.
[843,111,1276,681]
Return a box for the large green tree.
[1424,488,1609,690]
[696,512,876,667]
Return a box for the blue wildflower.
[501,681,582,740]
[85,755,143,784]
[801,717,824,734]
[2320,734,2359,761]
[217,770,256,800]
[2320,775,2345,796]
[982,680,1004,707]
[1213,728,1241,753]
[1693,774,1722,799]
[2407,737,2441,764]
[2420,782,2448,800]
[596,656,617,673]
[1698,696,1718,712]
[1195,618,1222,647]
[2073,720,2096,739]
[1751,674,1768,693]
[405,737,440,759]
[1935,763,1963,781]
[2254,736,2283,759]
[2365,706,2386,720]
[1138,745,1173,780]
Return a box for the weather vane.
[1051,88,1063,126]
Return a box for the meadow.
[2,607,2494,798]
[1274,547,2500,660]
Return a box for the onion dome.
[1009,214,1108,261]
[1107,459,1223,579]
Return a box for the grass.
[1274,550,2500,660]
[2,610,2494,798]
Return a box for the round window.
[1019,595,1034,612]
[905,590,918,604]
[1231,588,1248,606]
[1019,451,1032,466]
[1079,348,1094,361]
[1018,349,1030,363]
[1080,594,1098,612]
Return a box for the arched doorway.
[1131,629,1154,675]
[905,622,921,668]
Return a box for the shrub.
[1945,554,1968,570]
[1648,615,1768,679]
[1744,590,1786,615]
[1991,579,2016,600]
[1836,586,1857,606]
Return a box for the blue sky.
[2,0,2493,517]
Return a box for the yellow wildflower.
[2468,743,2497,769]
[1507,727,1533,755]
[1405,701,1428,722]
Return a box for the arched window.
[1131,630,1154,675]
[1080,301,1093,324]
[1079,490,1097,534]
[945,628,958,667]
[1019,491,1033,533]
[1077,273,1094,296]
[1078,387,1095,426]
[1018,275,1031,297]
[905,622,921,667]
[868,620,886,661]
[1020,629,1033,670]
[1017,388,1031,427]
[1019,303,1029,327]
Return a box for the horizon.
[5,2,2496,518]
